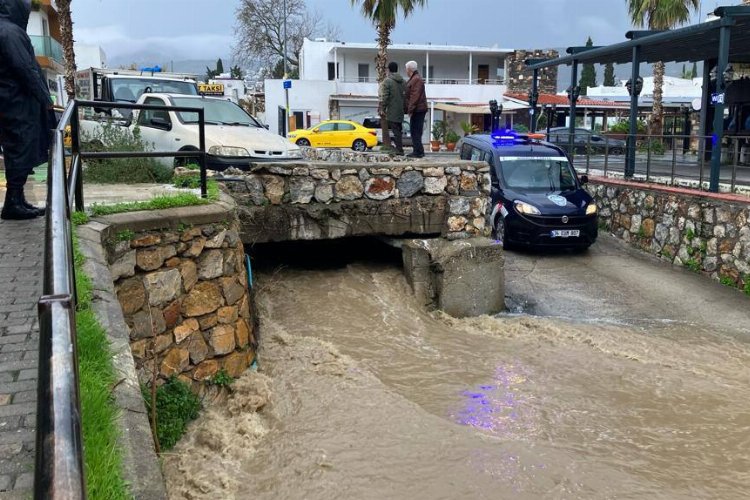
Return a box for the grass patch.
[115,229,135,242]
[142,377,201,451]
[684,258,701,273]
[720,276,736,287]
[73,234,129,499]
[72,211,90,226]
[209,369,233,388]
[744,279,750,296]
[89,180,219,217]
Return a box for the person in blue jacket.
[0,0,52,219]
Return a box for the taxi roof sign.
[199,83,225,95]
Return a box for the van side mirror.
[150,117,172,131]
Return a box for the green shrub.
[445,130,460,143]
[609,119,647,134]
[744,279,750,296]
[82,122,173,184]
[209,369,234,387]
[512,123,529,133]
[116,229,135,242]
[685,258,700,272]
[72,211,90,226]
[142,377,201,451]
[638,139,666,155]
[720,276,735,287]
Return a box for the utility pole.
[283,0,291,136]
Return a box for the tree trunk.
[650,61,665,138]
[377,22,392,149]
[56,0,77,102]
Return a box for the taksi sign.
[199,83,225,95]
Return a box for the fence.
[34,99,208,499]
[553,133,750,194]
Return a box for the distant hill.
[108,56,235,78]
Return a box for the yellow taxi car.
[287,120,377,151]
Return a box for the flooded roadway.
[164,235,750,499]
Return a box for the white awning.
[434,100,527,114]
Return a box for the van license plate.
[551,230,580,238]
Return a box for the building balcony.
[338,77,504,85]
[30,35,64,66]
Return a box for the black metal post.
[70,104,83,212]
[626,45,641,178]
[709,22,732,193]
[698,60,712,163]
[529,68,539,133]
[198,108,208,198]
[568,60,579,153]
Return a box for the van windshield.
[172,97,262,127]
[499,157,578,192]
[110,78,198,102]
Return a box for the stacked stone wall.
[225,161,492,242]
[590,182,750,288]
[107,219,256,391]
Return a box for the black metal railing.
[35,99,208,499]
[557,133,750,194]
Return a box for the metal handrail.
[34,98,208,499]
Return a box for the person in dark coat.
[0,0,52,219]
[379,61,405,155]
[404,60,428,158]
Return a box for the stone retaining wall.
[589,180,750,288]
[103,204,256,393]
[224,161,491,242]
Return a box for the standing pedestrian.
[0,0,52,220]
[404,60,428,158]
[380,61,405,155]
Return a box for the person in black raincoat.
[0,0,52,219]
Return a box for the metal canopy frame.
[525,6,750,192]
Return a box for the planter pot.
[430,141,441,152]
[445,142,456,152]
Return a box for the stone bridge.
[222,158,492,244]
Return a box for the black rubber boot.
[20,190,45,216]
[1,188,39,220]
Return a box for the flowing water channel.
[164,239,750,499]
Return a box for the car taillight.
[369,131,377,136]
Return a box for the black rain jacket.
[0,0,52,169]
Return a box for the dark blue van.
[459,130,598,249]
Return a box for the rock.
[314,183,334,203]
[445,166,461,175]
[222,351,249,378]
[358,168,370,182]
[654,223,669,245]
[472,217,486,230]
[262,175,285,204]
[470,197,487,218]
[447,216,468,232]
[161,348,190,377]
[197,249,224,280]
[310,168,330,180]
[223,248,240,275]
[205,229,227,249]
[238,294,251,319]
[292,166,310,176]
[192,359,219,381]
[220,277,245,305]
[449,197,471,215]
[131,234,161,247]
[198,313,218,331]
[424,176,448,194]
[422,167,444,177]
[180,260,198,292]
[289,177,316,204]
[180,227,202,242]
[209,324,236,355]
[641,218,655,238]
[217,306,238,324]
[174,318,200,344]
[130,339,148,361]
[331,169,341,181]
[162,300,182,329]
[181,237,206,258]
[143,269,181,307]
[459,173,478,194]
[136,247,165,272]
[117,277,146,315]
[153,334,172,354]
[396,171,424,198]
[245,176,266,205]
[182,281,224,317]
[335,176,364,200]
[225,230,240,247]
[129,309,165,339]
[446,176,460,195]
[235,318,251,348]
[110,250,136,281]
[186,332,209,364]
[714,225,726,238]
[364,176,396,200]
[164,257,181,268]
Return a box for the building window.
[327,62,340,81]
[358,64,369,82]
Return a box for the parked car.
[132,94,301,170]
[362,116,413,147]
[287,120,378,151]
[546,127,626,155]
[459,130,598,249]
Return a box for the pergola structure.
[527,5,750,192]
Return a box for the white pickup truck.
[131,93,301,170]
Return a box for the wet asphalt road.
[503,233,750,334]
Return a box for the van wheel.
[493,217,512,250]
[296,138,311,147]
[352,139,367,152]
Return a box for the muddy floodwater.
[164,239,750,499]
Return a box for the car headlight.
[585,203,598,215]
[208,146,250,156]
[514,201,541,215]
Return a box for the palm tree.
[627,0,698,137]
[350,0,427,149]
[56,0,77,101]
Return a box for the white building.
[265,38,523,137]
[74,43,107,70]
[587,76,703,107]
[27,0,64,104]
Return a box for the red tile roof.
[504,92,628,108]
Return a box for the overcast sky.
[71,0,739,63]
